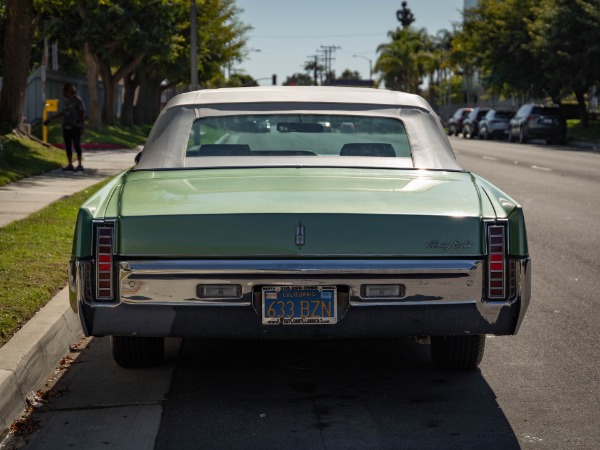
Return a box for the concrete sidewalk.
[0,148,138,433]
[0,148,139,227]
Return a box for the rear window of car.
[531,107,563,117]
[494,111,513,119]
[185,114,411,162]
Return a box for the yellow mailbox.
[42,99,59,142]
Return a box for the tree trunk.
[132,71,148,125]
[135,73,163,124]
[120,73,138,127]
[97,54,146,126]
[83,43,102,128]
[575,89,588,128]
[98,60,116,125]
[0,0,37,133]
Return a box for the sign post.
[43,99,58,143]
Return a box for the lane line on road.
[531,165,552,172]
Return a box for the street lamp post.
[353,54,372,81]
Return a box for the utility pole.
[190,0,199,90]
[319,45,341,84]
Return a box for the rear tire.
[111,336,165,369]
[430,335,486,370]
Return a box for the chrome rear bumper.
[69,258,531,338]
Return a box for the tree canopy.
[458,0,600,124]
[1,1,598,133]
[0,0,250,130]
[375,27,433,94]
[372,0,599,124]
[36,0,250,126]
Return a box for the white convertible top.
[137,86,463,171]
[165,86,433,111]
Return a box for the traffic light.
[272,74,277,85]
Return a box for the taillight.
[95,225,114,300]
[526,114,539,123]
[487,223,506,299]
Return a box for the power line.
[250,32,383,39]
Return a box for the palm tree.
[429,29,455,107]
[304,59,324,85]
[375,27,434,93]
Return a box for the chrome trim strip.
[119,259,481,274]
[117,259,484,307]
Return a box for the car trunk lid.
[114,168,487,257]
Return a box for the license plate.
[542,118,553,124]
[262,286,337,325]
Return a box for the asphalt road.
[4,138,599,450]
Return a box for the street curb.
[0,287,82,433]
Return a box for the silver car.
[478,109,514,140]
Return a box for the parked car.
[339,121,356,133]
[478,109,515,140]
[462,107,490,139]
[508,103,567,144]
[68,87,531,371]
[446,107,473,136]
[256,119,271,133]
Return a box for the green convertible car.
[68,87,531,370]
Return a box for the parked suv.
[478,109,514,140]
[447,108,473,136]
[462,107,490,139]
[508,104,566,144]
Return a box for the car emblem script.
[295,223,305,247]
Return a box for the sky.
[234,0,465,85]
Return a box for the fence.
[0,68,118,126]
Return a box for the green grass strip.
[0,135,65,186]
[0,179,109,347]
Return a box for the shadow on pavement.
[156,338,520,450]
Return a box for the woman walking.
[43,83,85,171]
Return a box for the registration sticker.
[262,286,337,325]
